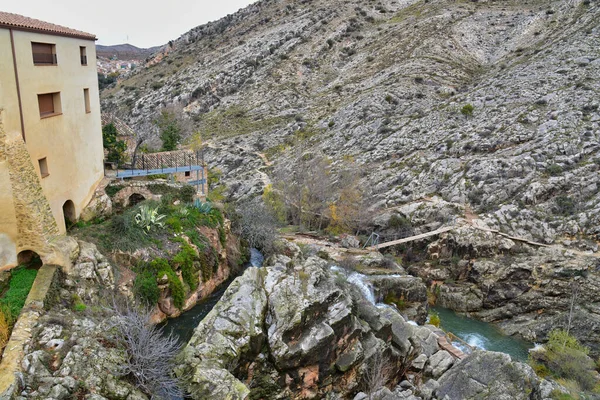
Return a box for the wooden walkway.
[369,226,456,250]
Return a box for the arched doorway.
[17,250,42,268]
[63,200,76,229]
[128,193,146,207]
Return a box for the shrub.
[173,245,198,291]
[72,294,87,312]
[151,259,184,310]
[461,104,474,117]
[179,185,196,203]
[0,267,38,320]
[134,271,160,306]
[546,164,563,176]
[530,329,597,391]
[428,312,441,328]
[384,293,407,310]
[110,304,183,398]
[388,214,411,230]
[109,210,152,251]
[555,196,576,216]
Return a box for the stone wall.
[0,118,59,269]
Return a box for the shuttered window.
[32,42,57,65]
[38,93,54,116]
[38,92,61,118]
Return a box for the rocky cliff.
[176,242,560,399]
[102,0,600,243]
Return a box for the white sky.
[1,0,258,48]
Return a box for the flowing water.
[332,266,533,362]
[159,248,264,345]
[432,306,534,362]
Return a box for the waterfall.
[250,248,264,268]
[346,272,376,305]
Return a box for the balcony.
[33,53,57,65]
[81,55,87,65]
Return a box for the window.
[38,92,62,118]
[32,42,57,65]
[83,88,91,113]
[80,46,87,65]
[38,158,49,178]
[185,171,191,177]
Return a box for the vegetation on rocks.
[530,329,599,393]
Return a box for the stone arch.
[112,186,159,208]
[63,200,76,228]
[128,193,146,207]
[17,249,42,268]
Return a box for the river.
[431,306,534,362]
[159,248,265,344]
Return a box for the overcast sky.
[2,0,258,48]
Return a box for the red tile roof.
[0,11,96,40]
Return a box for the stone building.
[0,12,104,269]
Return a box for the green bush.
[388,214,411,229]
[546,164,563,176]
[530,329,597,391]
[555,196,576,216]
[218,227,226,247]
[134,270,160,306]
[428,312,441,328]
[152,259,185,310]
[0,267,37,320]
[461,104,474,117]
[173,245,199,291]
[71,294,87,312]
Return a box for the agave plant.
[135,205,166,233]
[193,199,213,214]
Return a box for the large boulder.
[435,350,550,400]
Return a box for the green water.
[432,306,534,362]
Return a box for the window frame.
[83,88,91,113]
[80,46,87,66]
[38,92,62,119]
[38,157,49,178]
[31,42,57,66]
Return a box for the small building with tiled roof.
[0,11,104,269]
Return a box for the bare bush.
[110,303,183,399]
[235,201,279,255]
[364,350,389,399]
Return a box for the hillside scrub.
[529,329,599,393]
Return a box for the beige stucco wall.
[0,27,104,268]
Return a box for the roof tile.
[0,11,96,40]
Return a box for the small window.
[80,46,87,65]
[38,92,62,118]
[32,42,57,65]
[185,171,191,177]
[38,158,49,178]
[83,88,91,113]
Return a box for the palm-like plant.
[135,205,166,233]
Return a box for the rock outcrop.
[410,224,600,357]
[177,245,555,399]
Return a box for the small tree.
[234,201,279,256]
[102,123,127,164]
[154,106,192,151]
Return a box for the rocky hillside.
[101,0,600,243]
